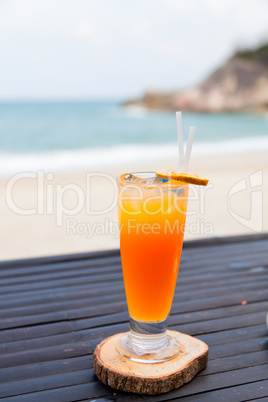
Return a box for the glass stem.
[129,316,169,351]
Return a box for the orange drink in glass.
[116,172,188,363]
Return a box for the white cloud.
[73,23,95,40]
[133,21,152,38]
[0,0,267,99]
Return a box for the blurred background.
[0,0,268,260]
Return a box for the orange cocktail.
[118,174,188,322]
[116,172,188,363]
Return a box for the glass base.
[116,317,180,363]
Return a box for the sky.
[0,0,268,100]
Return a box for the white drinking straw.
[183,126,195,172]
[176,111,184,172]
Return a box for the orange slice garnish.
[156,169,209,186]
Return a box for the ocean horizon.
[1,101,268,175]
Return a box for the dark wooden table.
[0,234,268,401]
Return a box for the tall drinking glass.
[116,172,188,363]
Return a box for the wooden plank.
[0,316,265,363]
[1,243,266,294]
[0,272,124,295]
[0,263,121,285]
[2,285,264,333]
[0,265,266,310]
[1,258,266,297]
[1,346,265,392]
[0,323,264,371]
[0,293,126,320]
[0,369,95,398]
[0,355,92,383]
[3,281,267,328]
[0,331,82,355]
[1,240,266,281]
[0,293,126,328]
[170,300,268,324]
[1,278,266,324]
[0,294,265,342]
[171,281,268,307]
[180,255,267,275]
[0,237,267,284]
[1,247,266,291]
[0,341,95,369]
[0,322,74,344]
[0,274,266,320]
[198,324,266,346]
[4,364,267,401]
[0,256,122,279]
[200,350,268,376]
[0,316,263,355]
[78,305,266,342]
[0,232,267,269]
[0,280,264,322]
[181,245,268,266]
[171,311,267,337]
[0,382,107,402]
[181,241,268,262]
[73,300,268,332]
[82,324,267,359]
[134,365,268,401]
[80,324,268,353]
[180,258,268,279]
[0,248,120,269]
[0,269,251,309]
[165,380,268,402]
[208,335,268,360]
[184,247,268,267]
[0,282,125,309]
[144,380,268,402]
[0,300,127,331]
[170,289,268,315]
[184,236,267,250]
[181,232,268,248]
[2,242,267,282]
[18,234,268,267]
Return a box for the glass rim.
[116,171,188,189]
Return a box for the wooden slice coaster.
[93,330,208,395]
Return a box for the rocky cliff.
[124,43,268,113]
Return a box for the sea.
[0,101,268,175]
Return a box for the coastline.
[0,149,267,261]
[1,135,268,177]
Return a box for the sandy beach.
[0,149,267,261]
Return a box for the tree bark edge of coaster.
[93,330,209,395]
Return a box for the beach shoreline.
[1,134,268,178]
[0,149,267,261]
